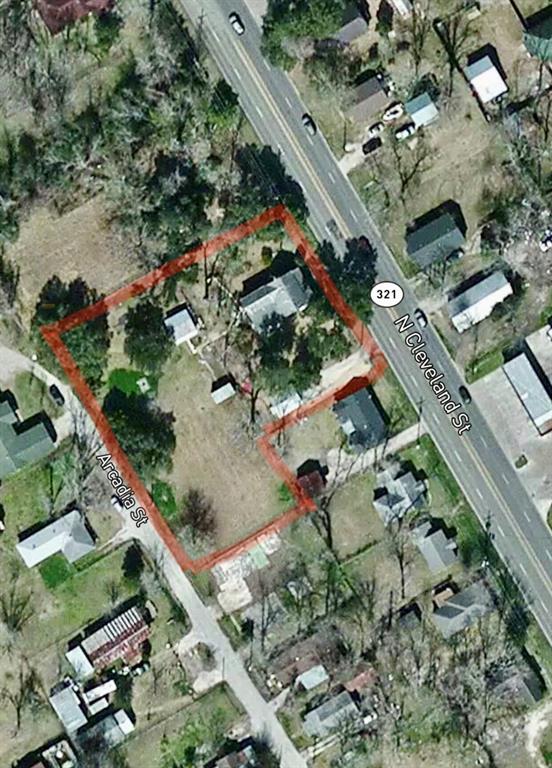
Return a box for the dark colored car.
[414,308,428,328]
[48,383,65,407]
[302,113,317,136]
[459,385,471,404]
[362,137,382,155]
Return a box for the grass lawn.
[13,371,62,421]
[39,553,75,588]
[465,345,504,383]
[151,479,180,526]
[108,368,156,396]
[373,367,417,434]
[329,473,383,560]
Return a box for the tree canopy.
[124,296,174,374]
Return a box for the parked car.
[382,102,404,123]
[326,219,342,239]
[367,121,384,137]
[110,495,124,512]
[395,122,416,141]
[459,385,472,404]
[302,113,317,136]
[362,137,382,155]
[539,230,552,252]
[48,383,65,407]
[414,308,427,328]
[229,12,245,35]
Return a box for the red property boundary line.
[41,205,387,573]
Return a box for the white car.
[382,102,404,123]
[395,122,416,141]
[539,231,552,252]
[229,12,245,35]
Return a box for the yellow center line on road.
[227,35,353,240]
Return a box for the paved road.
[179,0,552,643]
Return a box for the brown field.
[156,345,285,552]
[7,196,140,325]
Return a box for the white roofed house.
[16,509,95,568]
[465,53,508,104]
[164,303,198,345]
[447,271,513,333]
[503,353,552,435]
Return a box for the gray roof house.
[492,664,545,707]
[524,7,552,61]
[49,681,88,732]
[347,75,389,124]
[16,509,95,568]
[303,690,361,738]
[334,3,369,44]
[503,352,552,435]
[373,466,426,525]
[432,580,494,639]
[448,271,513,333]
[406,211,465,269]
[164,304,198,345]
[0,391,56,480]
[333,387,387,451]
[412,520,458,573]
[405,92,439,129]
[240,267,311,332]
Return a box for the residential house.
[48,681,89,733]
[36,0,114,35]
[373,466,426,525]
[77,710,134,749]
[432,580,494,639]
[448,271,513,333]
[240,267,311,332]
[334,3,369,44]
[405,211,465,269]
[295,664,330,692]
[204,739,258,768]
[465,54,508,104]
[347,75,390,124]
[397,602,422,631]
[164,304,198,345]
[333,387,387,451]
[503,352,552,435]
[491,663,545,707]
[524,6,552,61]
[405,92,439,130]
[0,390,57,480]
[16,509,95,568]
[66,604,151,676]
[297,459,326,498]
[211,375,237,404]
[303,690,361,738]
[412,520,458,573]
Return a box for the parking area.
[472,325,552,519]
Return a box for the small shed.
[164,305,198,345]
[295,664,329,692]
[211,375,237,405]
[405,92,439,129]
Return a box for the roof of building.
[525,7,552,60]
[211,375,236,404]
[295,664,329,691]
[347,75,389,123]
[448,271,512,332]
[205,741,258,768]
[412,520,458,573]
[16,509,95,568]
[406,211,465,268]
[492,664,545,706]
[303,691,360,738]
[465,55,508,103]
[80,604,149,663]
[49,683,88,732]
[297,469,326,498]
[373,467,426,524]
[334,3,369,43]
[35,0,113,34]
[79,709,134,749]
[333,387,387,451]
[164,304,198,345]
[0,391,56,480]
[390,0,412,16]
[503,353,552,435]
[405,92,439,129]
[240,267,311,332]
[432,580,494,639]
[65,645,95,679]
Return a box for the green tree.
[124,296,174,374]
[103,389,176,477]
[207,79,240,131]
[122,544,145,583]
[325,237,377,322]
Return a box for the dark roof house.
[0,391,57,480]
[35,0,114,35]
[524,6,552,61]
[334,3,369,44]
[240,267,311,332]
[406,211,465,269]
[432,580,494,639]
[347,75,390,124]
[204,739,258,768]
[333,387,387,451]
[491,663,545,707]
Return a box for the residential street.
[178,0,552,644]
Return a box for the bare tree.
[182,488,217,543]
[1,663,41,734]
[437,9,474,97]
[407,0,433,76]
[0,581,33,639]
[389,138,430,205]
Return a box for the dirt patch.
[7,196,139,325]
